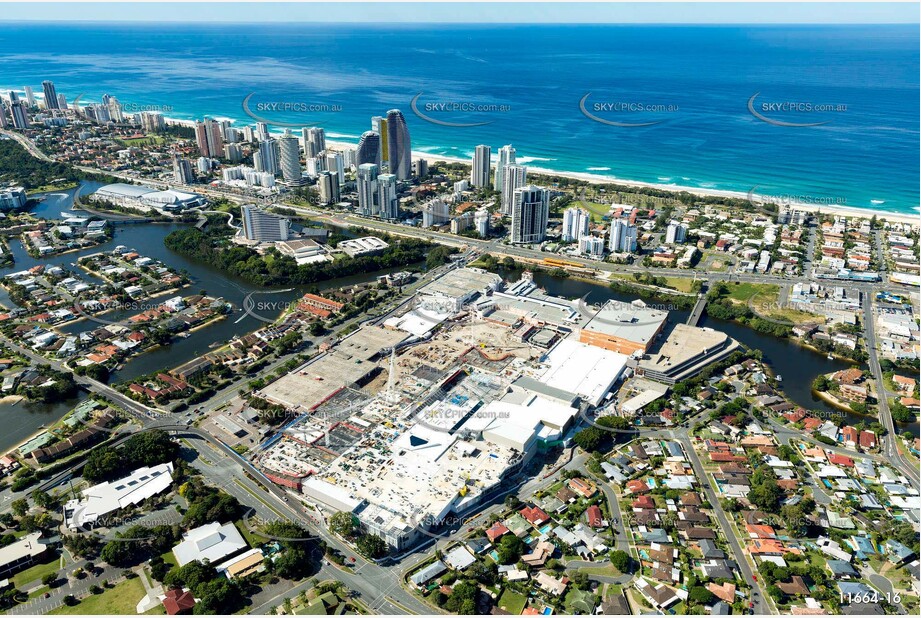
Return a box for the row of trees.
[82,429,178,483]
[164,227,436,287]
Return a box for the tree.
[748,477,783,513]
[356,533,388,559]
[10,498,28,517]
[100,540,138,567]
[41,573,58,587]
[596,415,631,431]
[890,401,915,423]
[496,533,523,565]
[329,511,357,538]
[164,561,219,591]
[443,580,478,614]
[688,586,714,605]
[264,522,320,580]
[426,245,456,269]
[32,490,56,510]
[573,427,605,453]
[63,534,101,559]
[610,550,632,573]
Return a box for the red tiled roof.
[162,589,195,615]
[828,453,854,467]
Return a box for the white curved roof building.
[92,183,206,211]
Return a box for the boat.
[827,354,834,360]
[776,375,782,382]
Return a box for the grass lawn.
[13,555,65,589]
[497,589,527,615]
[578,564,621,577]
[723,281,819,323]
[235,519,266,547]
[26,181,80,195]
[27,586,50,601]
[579,201,612,222]
[158,550,178,570]
[662,276,699,293]
[50,577,164,615]
[724,282,779,304]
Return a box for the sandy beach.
[163,118,919,226]
[329,139,920,225]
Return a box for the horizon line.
[1,19,917,25]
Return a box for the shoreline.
[328,138,920,225]
[157,116,919,224]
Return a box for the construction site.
[248,267,701,550]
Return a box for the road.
[9,125,915,303]
[1,128,53,162]
[668,429,771,615]
[862,298,920,488]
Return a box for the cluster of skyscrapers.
[468,144,525,215]
[0,81,71,130]
[356,163,399,219]
[355,110,412,180]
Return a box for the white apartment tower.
[510,185,550,244]
[475,208,490,238]
[665,220,688,244]
[302,127,326,158]
[278,130,305,185]
[494,144,516,191]
[562,207,591,242]
[316,170,340,205]
[377,173,399,220]
[471,144,491,188]
[241,205,290,242]
[609,218,638,253]
[357,163,380,216]
[500,164,527,215]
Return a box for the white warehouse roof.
[64,462,175,529]
[172,521,248,567]
[537,338,629,406]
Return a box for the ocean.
[0,22,917,214]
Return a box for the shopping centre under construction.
[250,268,739,550]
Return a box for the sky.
[0,2,917,24]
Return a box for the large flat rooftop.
[418,267,502,300]
[260,326,407,410]
[580,300,668,345]
[637,323,740,384]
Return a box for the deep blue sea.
[0,23,917,214]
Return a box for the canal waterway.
[0,183,410,451]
